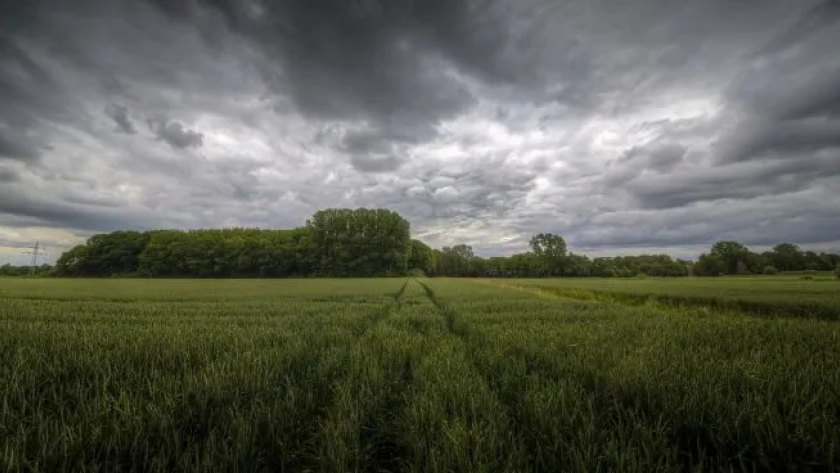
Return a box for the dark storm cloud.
[151,0,588,166]
[349,155,403,173]
[103,104,136,134]
[628,154,840,210]
[0,30,80,125]
[716,0,840,165]
[0,167,19,182]
[0,186,158,232]
[571,197,840,250]
[0,130,40,162]
[619,142,687,173]
[0,34,60,163]
[342,130,393,155]
[339,129,411,172]
[185,1,476,123]
[599,0,840,219]
[147,117,203,149]
[1,0,839,260]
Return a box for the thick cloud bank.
[1,0,839,263]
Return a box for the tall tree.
[451,244,474,259]
[770,243,803,272]
[307,208,411,276]
[710,241,749,275]
[693,253,725,276]
[529,233,567,275]
[407,239,435,275]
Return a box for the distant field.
[482,275,840,319]
[2,278,839,471]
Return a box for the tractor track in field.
[470,279,840,321]
[415,280,460,336]
[416,280,538,466]
[373,278,409,323]
[353,280,408,337]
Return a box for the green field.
[482,276,840,320]
[2,278,839,471]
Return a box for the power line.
[22,241,47,276]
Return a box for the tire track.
[470,279,840,321]
[351,279,409,337]
[316,280,415,471]
[415,280,535,468]
[416,280,460,336]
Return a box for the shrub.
[763,266,779,275]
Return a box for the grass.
[479,275,840,320]
[1,277,839,471]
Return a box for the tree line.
[53,209,410,277]
[431,239,840,278]
[693,241,840,276]
[4,208,834,278]
[0,264,52,277]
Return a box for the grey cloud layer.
[104,104,136,134]
[147,116,204,149]
[0,0,839,261]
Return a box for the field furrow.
[472,277,840,320]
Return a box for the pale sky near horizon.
[2,0,839,265]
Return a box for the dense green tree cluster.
[55,209,411,277]
[308,208,410,276]
[56,228,315,277]
[407,239,436,276]
[694,242,840,276]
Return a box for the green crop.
[2,277,838,471]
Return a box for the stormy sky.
[1,0,839,264]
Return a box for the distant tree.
[693,253,725,276]
[563,252,591,276]
[54,244,92,276]
[52,231,150,276]
[763,265,778,275]
[742,251,766,274]
[436,245,474,276]
[504,252,540,277]
[0,263,33,276]
[407,239,435,275]
[802,250,831,271]
[590,258,614,277]
[529,233,567,275]
[307,208,411,276]
[451,244,474,259]
[529,233,567,259]
[822,252,839,270]
[770,243,803,272]
[710,241,749,275]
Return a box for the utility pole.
[22,241,46,276]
